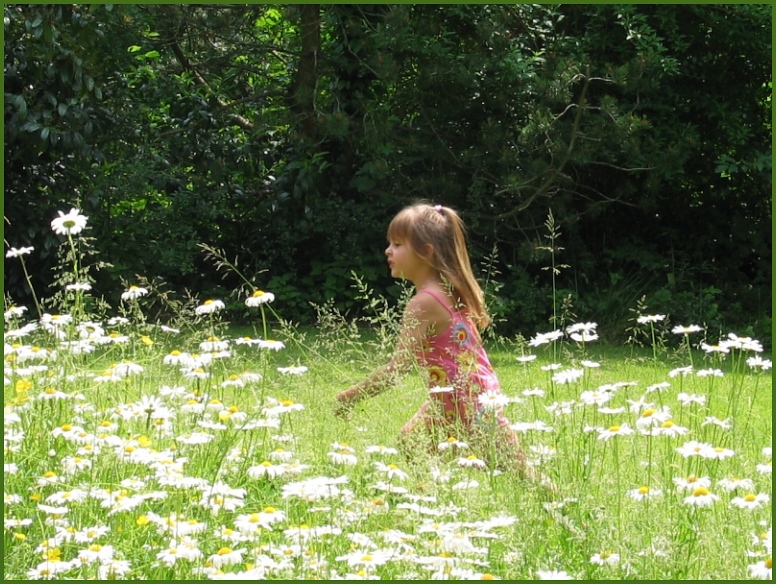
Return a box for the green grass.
[3,303,771,580]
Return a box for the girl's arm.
[335,294,434,413]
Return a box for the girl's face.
[385,238,425,281]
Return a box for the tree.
[4,4,771,343]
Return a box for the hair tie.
[434,204,443,213]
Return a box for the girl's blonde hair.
[387,202,490,330]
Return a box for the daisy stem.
[260,304,269,341]
[683,334,694,369]
[66,234,84,325]
[18,255,43,320]
[649,322,658,362]
[613,437,622,537]
[743,373,761,443]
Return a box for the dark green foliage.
[3,4,771,346]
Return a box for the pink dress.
[401,289,522,462]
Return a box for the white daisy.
[51,208,88,235]
[731,493,770,511]
[121,286,149,301]
[245,290,275,306]
[683,487,719,507]
[195,299,225,315]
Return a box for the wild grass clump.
[4,209,771,580]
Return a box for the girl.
[335,202,527,473]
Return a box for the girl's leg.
[398,401,440,464]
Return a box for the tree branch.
[165,32,255,132]
[483,71,592,221]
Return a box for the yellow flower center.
[639,486,650,494]
[252,290,265,297]
[692,487,710,496]
[609,425,620,432]
[217,547,233,555]
[744,493,757,502]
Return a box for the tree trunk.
[288,4,321,142]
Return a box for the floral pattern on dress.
[452,322,471,347]
[427,366,449,387]
[455,350,476,373]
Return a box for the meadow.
[3,210,772,580]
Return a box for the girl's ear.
[420,243,435,262]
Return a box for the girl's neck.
[413,270,443,292]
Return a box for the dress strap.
[419,288,456,316]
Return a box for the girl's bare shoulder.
[405,287,452,329]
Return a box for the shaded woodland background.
[4,4,772,345]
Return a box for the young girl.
[335,202,527,473]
